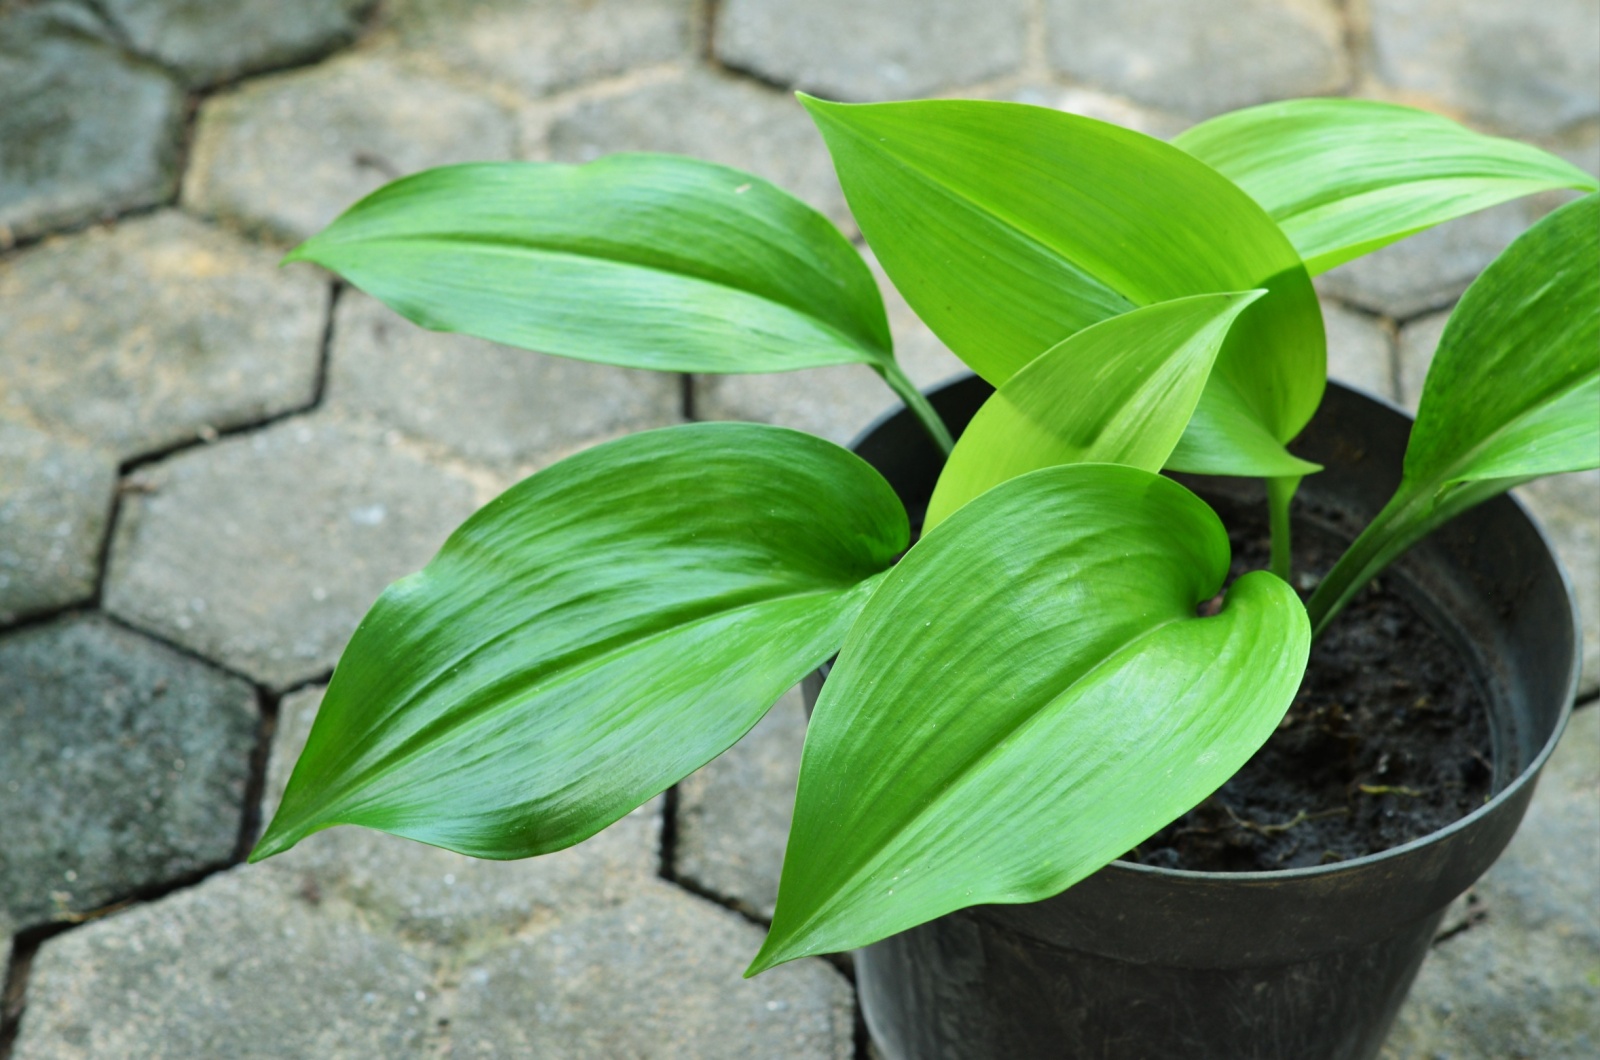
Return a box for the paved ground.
[1,1,1596,1057]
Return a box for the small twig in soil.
[1357,783,1425,797]
[1222,804,1347,836]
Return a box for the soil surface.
[1124,492,1495,873]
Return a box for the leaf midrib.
[315,231,892,365]
[823,116,1137,316]
[294,578,877,827]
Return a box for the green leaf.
[1176,98,1599,275]
[751,465,1310,974]
[285,156,895,375]
[1164,374,1322,478]
[924,291,1267,530]
[251,423,908,863]
[1307,192,1600,635]
[800,95,1325,475]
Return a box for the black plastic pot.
[802,376,1579,1060]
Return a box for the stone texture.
[1045,0,1349,119]
[183,53,516,244]
[695,251,967,446]
[1007,83,1192,141]
[1517,473,1600,699]
[715,0,1029,101]
[1370,0,1600,136]
[1317,200,1535,319]
[1397,309,1599,697]
[327,292,679,471]
[677,686,806,920]
[0,615,256,927]
[541,69,852,229]
[1322,300,1396,401]
[104,415,479,690]
[448,881,854,1058]
[0,211,327,463]
[1384,704,1600,1059]
[0,424,116,622]
[0,2,182,244]
[258,686,662,947]
[13,868,437,1060]
[99,0,370,88]
[387,0,694,99]
[1395,308,1449,408]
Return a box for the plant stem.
[880,361,955,456]
[1266,475,1300,583]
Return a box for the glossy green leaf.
[924,291,1267,530]
[1164,375,1322,478]
[1308,193,1600,634]
[751,465,1310,973]
[1176,98,1598,275]
[284,156,894,375]
[801,95,1325,474]
[251,423,908,863]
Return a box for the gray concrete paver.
[1383,704,1600,1058]
[97,0,370,88]
[0,425,117,623]
[1369,0,1600,136]
[260,686,662,948]
[183,52,517,245]
[0,210,327,464]
[386,0,696,100]
[676,686,807,921]
[13,867,437,1060]
[0,615,256,927]
[0,2,182,244]
[103,414,480,690]
[327,291,680,472]
[1044,0,1350,119]
[715,0,1029,102]
[448,881,855,1059]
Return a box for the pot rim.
[849,374,1584,887]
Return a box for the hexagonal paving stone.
[13,867,438,1060]
[1394,308,1449,409]
[97,0,370,88]
[183,52,516,244]
[385,0,695,100]
[0,424,116,623]
[676,686,807,921]
[448,881,854,1058]
[694,251,967,446]
[1369,0,1600,137]
[104,415,479,690]
[1322,300,1396,402]
[326,292,680,472]
[0,2,182,244]
[0,211,327,463]
[715,0,1029,101]
[257,686,662,948]
[541,69,852,230]
[1044,0,1350,119]
[1316,200,1539,320]
[0,615,256,927]
[1396,308,1599,698]
[1383,704,1600,1059]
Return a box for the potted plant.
[248,96,1598,1058]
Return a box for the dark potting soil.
[1124,491,1495,873]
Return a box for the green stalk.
[880,361,955,456]
[1266,475,1301,583]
